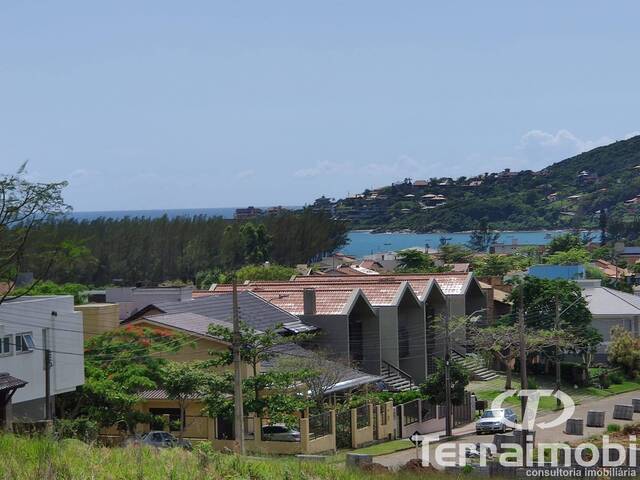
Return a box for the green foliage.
[0,434,458,480]
[337,135,640,231]
[205,322,312,421]
[466,219,500,252]
[57,326,190,431]
[472,254,513,277]
[608,326,640,377]
[545,247,591,265]
[607,423,621,433]
[0,164,70,304]
[438,244,473,264]
[10,280,90,304]
[161,361,209,438]
[19,209,347,285]
[54,418,99,442]
[420,359,469,406]
[235,264,296,282]
[395,249,443,272]
[547,233,583,254]
[609,371,625,384]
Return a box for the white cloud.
[293,161,354,178]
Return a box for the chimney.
[303,288,317,315]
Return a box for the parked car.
[134,431,192,450]
[261,424,301,442]
[475,408,517,434]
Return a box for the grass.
[471,375,640,415]
[0,434,452,480]
[351,439,414,456]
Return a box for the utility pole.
[518,285,528,466]
[44,317,54,421]
[232,279,245,455]
[444,299,452,437]
[554,295,562,408]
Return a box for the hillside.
[321,135,640,232]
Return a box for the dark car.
[137,431,192,450]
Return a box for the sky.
[1,1,639,212]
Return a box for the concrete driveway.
[375,390,640,469]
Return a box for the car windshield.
[482,410,504,418]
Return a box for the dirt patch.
[360,462,390,474]
[399,458,440,474]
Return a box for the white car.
[261,424,301,442]
[475,408,517,434]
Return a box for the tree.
[545,247,591,265]
[438,244,473,264]
[420,359,469,406]
[395,249,443,272]
[472,254,513,277]
[235,264,296,282]
[10,280,90,304]
[161,361,208,439]
[277,350,354,411]
[547,233,582,254]
[206,322,312,421]
[241,223,271,264]
[468,324,550,389]
[0,163,69,304]
[466,219,500,252]
[58,326,189,431]
[608,326,640,377]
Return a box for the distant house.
[234,206,264,220]
[527,264,586,280]
[547,192,559,201]
[413,180,429,187]
[591,259,630,279]
[618,246,640,265]
[579,280,640,360]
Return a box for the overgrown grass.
[0,434,452,480]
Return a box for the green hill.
[329,135,640,232]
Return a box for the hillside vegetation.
[333,135,640,231]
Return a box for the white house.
[0,296,84,424]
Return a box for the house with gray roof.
[579,279,640,360]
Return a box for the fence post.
[253,416,262,445]
[375,404,382,440]
[399,404,405,439]
[300,417,310,453]
[350,407,358,448]
[330,410,337,452]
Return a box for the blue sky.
[1,1,639,211]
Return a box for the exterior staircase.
[451,351,499,381]
[380,361,416,392]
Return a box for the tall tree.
[161,361,208,439]
[0,163,69,304]
[466,219,500,252]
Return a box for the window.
[15,333,35,353]
[0,335,12,356]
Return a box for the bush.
[607,423,621,433]
[608,326,640,376]
[527,378,540,390]
[609,371,625,384]
[54,418,99,442]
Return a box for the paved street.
[375,390,640,469]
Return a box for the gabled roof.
[134,312,234,340]
[127,290,314,332]
[583,286,640,316]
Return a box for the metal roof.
[583,286,640,316]
[0,372,28,392]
